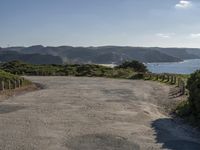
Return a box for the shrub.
[0,61,139,79]
[0,69,20,80]
[175,101,191,117]
[110,68,134,79]
[130,73,144,79]
[116,60,148,72]
[0,69,31,88]
[187,70,200,120]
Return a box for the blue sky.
[0,0,200,48]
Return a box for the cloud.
[190,33,200,38]
[156,33,174,38]
[175,0,192,9]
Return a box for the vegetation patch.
[0,70,21,81]
[175,70,200,127]
[0,60,147,79]
[0,69,31,90]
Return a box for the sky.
[1,0,200,48]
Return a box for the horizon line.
[1,45,200,49]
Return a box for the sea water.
[146,59,200,74]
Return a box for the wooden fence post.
[8,80,11,89]
[17,80,20,88]
[174,76,177,84]
[181,81,185,95]
[156,75,159,80]
[0,80,5,91]
[14,80,17,89]
[166,75,169,82]
[20,79,22,87]
[170,76,173,84]
[162,75,165,81]
[180,80,183,95]
[20,78,24,86]
[170,76,175,84]
[177,79,185,95]
[178,78,181,87]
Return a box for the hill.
[0,51,63,64]
[1,46,200,64]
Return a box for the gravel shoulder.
[0,76,199,150]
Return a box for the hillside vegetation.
[0,51,63,64]
[0,60,147,79]
[176,70,200,127]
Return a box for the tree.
[117,60,148,72]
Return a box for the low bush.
[175,70,200,126]
[0,69,31,89]
[0,60,146,79]
[0,69,21,80]
[187,70,200,120]
[116,60,148,72]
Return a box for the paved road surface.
[0,76,200,150]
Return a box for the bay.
[146,59,200,74]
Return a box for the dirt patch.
[66,134,140,150]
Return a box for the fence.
[142,73,186,96]
[0,78,25,91]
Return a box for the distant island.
[0,45,200,65]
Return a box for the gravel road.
[0,76,200,150]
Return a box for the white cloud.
[175,0,192,9]
[190,33,200,38]
[156,33,174,38]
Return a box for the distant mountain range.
[0,46,200,64]
[0,50,62,64]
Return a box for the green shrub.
[0,60,141,79]
[187,70,200,120]
[130,73,144,79]
[0,69,20,80]
[0,69,31,88]
[175,101,191,117]
[116,60,148,72]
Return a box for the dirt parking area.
[0,76,199,150]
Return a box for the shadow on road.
[0,105,26,114]
[151,118,200,150]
